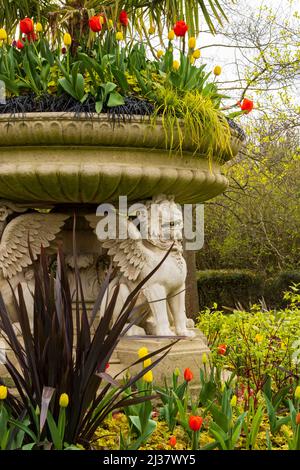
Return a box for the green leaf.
[107,91,125,107]
[95,100,103,114]
[47,412,62,450]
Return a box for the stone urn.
[0,112,244,383]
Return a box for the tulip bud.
[174,367,180,377]
[0,385,8,400]
[138,347,149,359]
[63,33,72,46]
[168,30,175,41]
[230,395,237,407]
[173,60,180,71]
[143,370,153,383]
[202,352,208,365]
[0,28,7,40]
[116,31,124,41]
[188,37,196,49]
[214,65,222,76]
[189,415,203,432]
[157,49,164,59]
[192,49,201,59]
[296,412,300,425]
[35,23,43,33]
[169,436,177,447]
[148,26,155,35]
[143,358,152,368]
[184,368,193,382]
[59,393,69,408]
[295,386,300,400]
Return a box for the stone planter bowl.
[0,113,244,205]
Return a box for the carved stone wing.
[0,213,69,279]
[85,214,146,282]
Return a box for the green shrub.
[197,270,264,310]
[196,286,300,397]
[265,272,300,308]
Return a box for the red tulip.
[217,344,227,355]
[169,436,177,447]
[89,16,102,33]
[105,363,110,370]
[119,10,129,27]
[16,39,24,50]
[26,32,37,42]
[296,413,300,425]
[20,18,34,35]
[189,415,203,432]
[174,20,188,37]
[184,367,193,382]
[239,98,254,114]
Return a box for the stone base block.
[114,329,210,387]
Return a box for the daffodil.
[59,393,69,408]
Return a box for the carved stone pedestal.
[111,329,210,388]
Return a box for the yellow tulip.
[35,22,43,33]
[108,19,114,28]
[173,60,180,71]
[190,56,195,65]
[214,65,222,76]
[202,352,208,365]
[138,347,149,359]
[116,31,123,41]
[0,385,8,400]
[63,33,72,47]
[188,37,196,49]
[144,358,152,368]
[0,28,7,40]
[157,49,164,59]
[192,49,201,59]
[59,393,69,408]
[230,395,237,407]
[99,16,105,25]
[148,25,155,35]
[168,30,175,41]
[295,386,300,400]
[143,370,153,383]
[174,367,180,376]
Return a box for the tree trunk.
[184,249,199,319]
